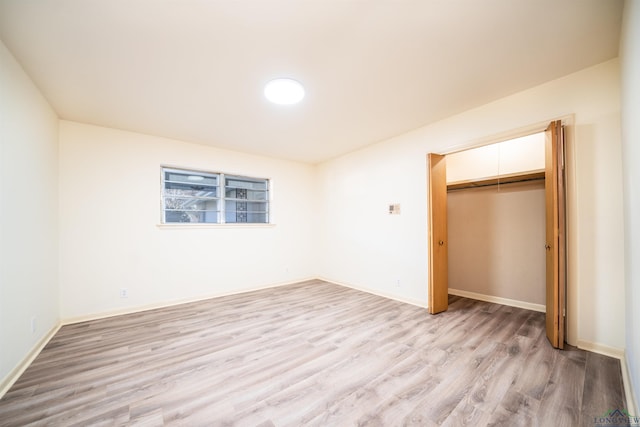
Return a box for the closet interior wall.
[446,132,546,308]
[447,180,546,307]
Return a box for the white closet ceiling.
[0,0,624,164]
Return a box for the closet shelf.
[447,170,545,191]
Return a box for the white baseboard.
[318,277,429,309]
[0,322,62,400]
[62,277,317,325]
[576,340,638,415]
[448,288,546,313]
[576,339,625,359]
[621,352,639,416]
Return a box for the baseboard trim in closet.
[448,288,545,313]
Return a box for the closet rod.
[447,171,545,192]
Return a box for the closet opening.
[446,132,546,313]
[427,121,567,349]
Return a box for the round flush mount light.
[264,78,305,105]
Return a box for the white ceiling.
[0,0,624,164]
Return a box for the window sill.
[156,223,276,229]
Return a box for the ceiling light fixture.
[264,78,305,105]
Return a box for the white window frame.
[160,166,270,225]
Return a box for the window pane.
[162,167,221,224]
[224,175,269,223]
[225,200,267,212]
[165,182,218,197]
[164,196,219,222]
[165,210,219,223]
[225,188,268,201]
[165,170,218,187]
[225,176,268,191]
[225,211,268,223]
[164,197,218,211]
[225,200,268,223]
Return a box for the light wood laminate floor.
[0,280,627,426]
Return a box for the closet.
[446,132,546,310]
[428,122,566,348]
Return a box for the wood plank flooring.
[0,280,628,426]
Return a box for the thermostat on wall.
[389,204,401,215]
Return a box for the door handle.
[439,240,444,246]
[545,244,551,251]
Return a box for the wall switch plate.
[120,288,128,298]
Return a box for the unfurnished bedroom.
[1,0,639,425]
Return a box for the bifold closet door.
[545,120,566,349]
[428,153,448,314]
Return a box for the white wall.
[0,41,59,386]
[448,182,546,306]
[317,58,625,350]
[620,0,640,412]
[446,132,545,184]
[59,121,317,320]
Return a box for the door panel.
[428,153,448,314]
[545,120,566,349]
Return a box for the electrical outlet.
[119,288,128,298]
[396,279,401,287]
[30,316,36,334]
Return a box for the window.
[161,167,269,224]
[223,175,269,224]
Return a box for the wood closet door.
[428,153,448,314]
[545,120,566,349]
